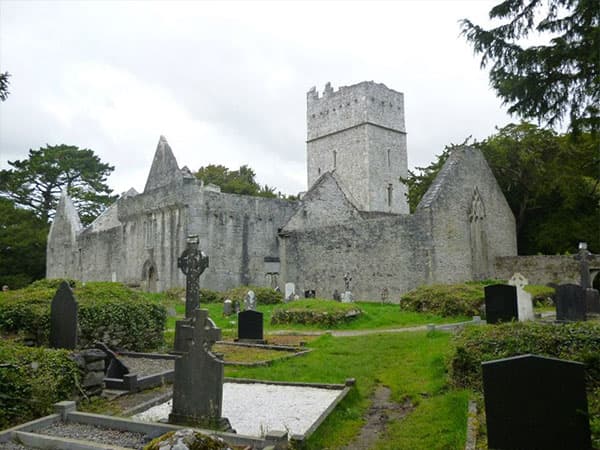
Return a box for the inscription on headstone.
[556,283,587,321]
[482,354,591,450]
[177,235,209,318]
[238,310,264,341]
[50,281,78,350]
[484,284,518,324]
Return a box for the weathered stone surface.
[46,81,518,303]
[82,371,105,388]
[177,235,209,318]
[49,281,78,350]
[81,348,106,362]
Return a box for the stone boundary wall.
[494,255,600,286]
[71,348,106,398]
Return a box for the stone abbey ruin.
[47,81,517,301]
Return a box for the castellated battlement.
[307,81,406,142]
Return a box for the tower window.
[318,168,321,175]
[387,184,393,207]
[387,149,391,167]
[333,150,337,169]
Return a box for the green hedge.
[0,280,166,351]
[271,299,362,326]
[223,286,283,305]
[0,340,80,429]
[401,282,555,317]
[449,321,600,447]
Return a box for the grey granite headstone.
[556,284,587,321]
[177,235,209,318]
[170,309,227,428]
[484,284,518,324]
[223,299,233,316]
[285,282,295,301]
[238,310,263,341]
[584,288,600,314]
[482,354,591,450]
[50,281,78,350]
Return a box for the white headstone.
[341,291,354,303]
[509,273,534,321]
[285,283,295,300]
[244,290,257,311]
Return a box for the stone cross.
[244,290,257,311]
[575,242,593,288]
[344,272,352,291]
[177,235,209,318]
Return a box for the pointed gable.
[48,189,82,243]
[281,172,363,232]
[144,136,184,192]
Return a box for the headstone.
[343,272,352,291]
[170,309,228,429]
[585,288,600,314]
[244,290,257,311]
[341,291,354,303]
[285,282,295,301]
[177,235,209,318]
[304,289,316,298]
[332,289,341,301]
[49,281,78,350]
[556,283,587,321]
[575,242,593,288]
[238,310,264,341]
[484,284,518,324]
[223,299,233,316]
[508,272,534,321]
[482,354,591,450]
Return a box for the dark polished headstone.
[556,284,587,321]
[584,288,600,314]
[49,281,78,349]
[482,354,591,450]
[238,310,263,340]
[484,284,518,324]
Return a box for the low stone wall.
[494,255,600,286]
[71,349,106,398]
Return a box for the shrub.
[223,285,283,305]
[0,340,80,429]
[0,280,166,351]
[523,284,555,306]
[400,283,485,317]
[449,321,600,391]
[271,299,362,326]
[449,321,600,447]
[199,288,224,304]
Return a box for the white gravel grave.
[133,382,342,437]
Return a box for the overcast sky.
[0,0,514,197]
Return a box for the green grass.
[226,331,466,449]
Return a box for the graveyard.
[0,265,598,449]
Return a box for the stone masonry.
[47,81,518,302]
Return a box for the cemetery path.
[339,385,413,450]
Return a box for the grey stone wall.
[495,255,600,286]
[306,81,408,213]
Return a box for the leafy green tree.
[195,164,277,198]
[404,123,599,254]
[0,198,48,289]
[0,72,10,101]
[0,145,115,225]
[461,0,600,132]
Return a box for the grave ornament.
[177,235,209,318]
[244,290,257,311]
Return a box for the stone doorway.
[142,260,158,292]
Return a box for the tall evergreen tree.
[0,145,115,224]
[461,0,600,132]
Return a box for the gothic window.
[469,187,488,280]
[387,184,393,207]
